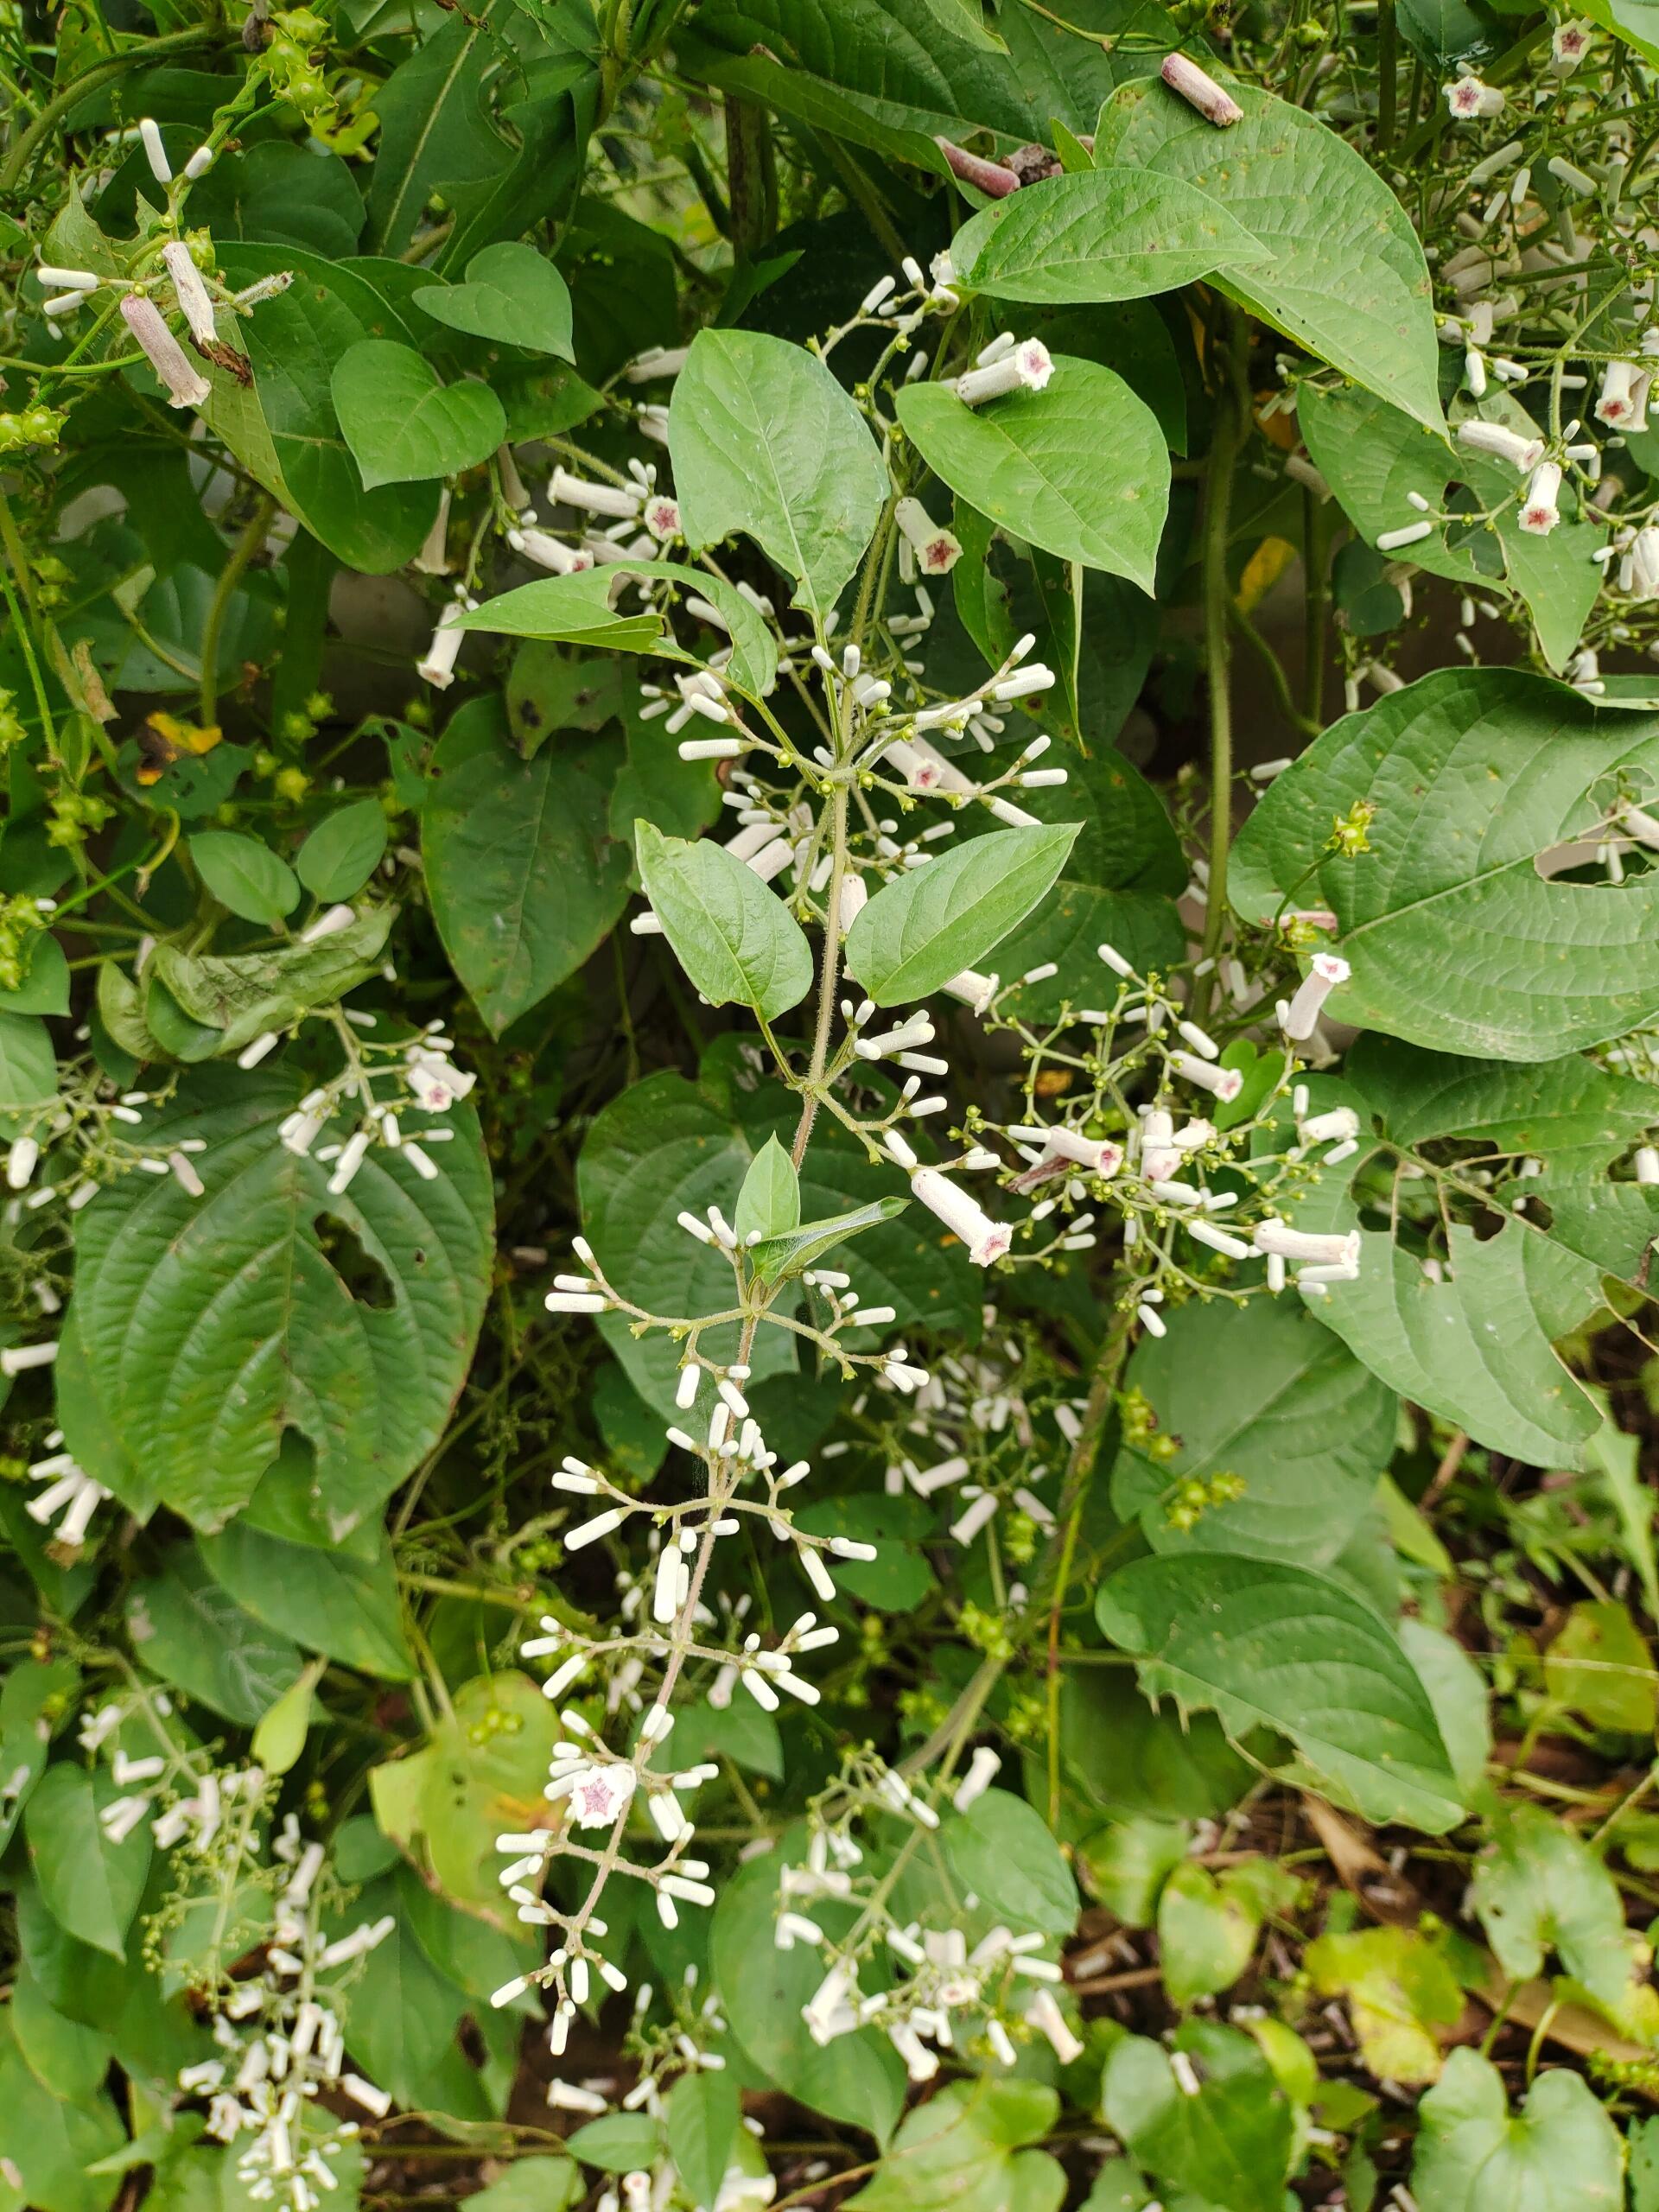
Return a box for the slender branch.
[199,496,276,729]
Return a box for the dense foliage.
[8,0,1659,2205]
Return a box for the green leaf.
[25,1765,152,1960]
[1157,1860,1268,2008]
[0,1659,78,1853]
[1096,1554,1464,1832]
[1401,1618,1491,1797]
[666,2071,741,2210]
[1305,1925,1462,2087]
[1580,0,1659,64]
[188,140,366,257]
[296,800,389,904]
[332,339,506,491]
[0,2020,124,2212]
[734,1133,800,1243]
[467,2158,581,2212]
[70,1075,493,1534]
[711,1852,906,2139]
[0,1012,59,1109]
[416,241,575,357]
[1112,1298,1397,1568]
[464,560,778,698]
[1347,1033,1659,1157]
[1095,80,1441,429]
[250,1662,322,1777]
[896,359,1166,591]
[200,1522,413,1679]
[10,1965,116,2107]
[188,830,301,926]
[845,823,1079,1007]
[145,908,393,1061]
[1102,2024,1294,2212]
[203,245,440,575]
[1299,383,1599,671]
[1545,1599,1657,1733]
[793,1492,937,1611]
[636,823,814,1020]
[0,933,69,1017]
[1411,2050,1624,2212]
[422,702,630,1034]
[1473,1803,1652,2018]
[943,1789,1077,1936]
[748,1196,909,1286]
[1075,1816,1189,1927]
[1230,667,1659,1059]
[568,2115,665,2174]
[845,2081,1065,2212]
[953,163,1268,303]
[668,329,887,616]
[128,1548,304,1725]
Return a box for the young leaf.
[896,359,1167,592]
[24,1765,151,1961]
[1472,1803,1653,2018]
[332,338,507,490]
[1096,1553,1465,1832]
[666,2071,741,2212]
[734,1133,800,1243]
[952,164,1268,303]
[250,1659,325,1777]
[844,823,1078,1007]
[748,1196,909,1285]
[844,2080,1066,2212]
[1230,667,1659,1059]
[1094,79,1442,429]
[943,1789,1077,1936]
[636,823,814,1020]
[295,798,389,903]
[1103,2025,1294,2212]
[668,329,888,616]
[415,241,575,357]
[464,559,777,697]
[188,830,301,926]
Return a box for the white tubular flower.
[139,116,171,182]
[1283,952,1351,1039]
[1160,51,1243,124]
[837,872,868,934]
[1618,799,1659,849]
[952,339,1053,408]
[642,493,682,540]
[625,345,690,382]
[1551,19,1592,69]
[406,1047,475,1111]
[6,1135,39,1190]
[942,969,999,1014]
[1444,73,1503,118]
[910,1167,1012,1266]
[562,1760,638,1828]
[118,294,211,409]
[550,463,641,520]
[1300,1107,1360,1147]
[417,603,467,689]
[1026,1987,1084,2064]
[1166,1052,1243,1102]
[1253,1217,1362,1268]
[413,488,452,575]
[28,1459,109,1546]
[299,903,356,944]
[1635,1146,1659,1185]
[1629,529,1659,601]
[37,262,99,291]
[1596,360,1640,427]
[1454,418,1542,472]
[1376,520,1432,553]
[1,1341,57,1376]
[1518,460,1561,536]
[162,240,217,345]
[953,1744,1001,1811]
[509,526,594,575]
[893,497,963,576]
[1041,1126,1123,1175]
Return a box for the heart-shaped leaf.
[953,163,1268,303]
[332,339,506,490]
[416,242,575,357]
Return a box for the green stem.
[1376,0,1398,151]
[1302,486,1332,725]
[1198,313,1251,997]
[198,495,275,729]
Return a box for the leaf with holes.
[67,1071,493,1535]
[1230,668,1659,1059]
